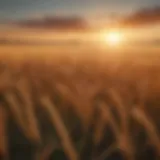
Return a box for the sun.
[104,31,124,46]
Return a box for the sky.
[0,0,159,46]
[0,0,159,20]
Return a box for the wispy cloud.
[120,6,160,27]
[13,16,89,31]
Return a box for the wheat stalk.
[132,107,160,157]
[15,77,41,143]
[40,96,78,160]
[0,105,8,159]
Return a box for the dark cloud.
[13,16,89,31]
[120,6,160,27]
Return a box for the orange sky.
[0,5,159,48]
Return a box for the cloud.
[13,16,89,31]
[120,6,160,27]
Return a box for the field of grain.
[0,45,160,160]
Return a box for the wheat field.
[0,48,160,160]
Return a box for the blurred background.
[0,0,160,160]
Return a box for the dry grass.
[0,53,159,160]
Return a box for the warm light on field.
[105,31,123,46]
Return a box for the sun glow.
[103,31,124,46]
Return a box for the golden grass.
[0,51,159,160]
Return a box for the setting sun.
[104,31,124,46]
